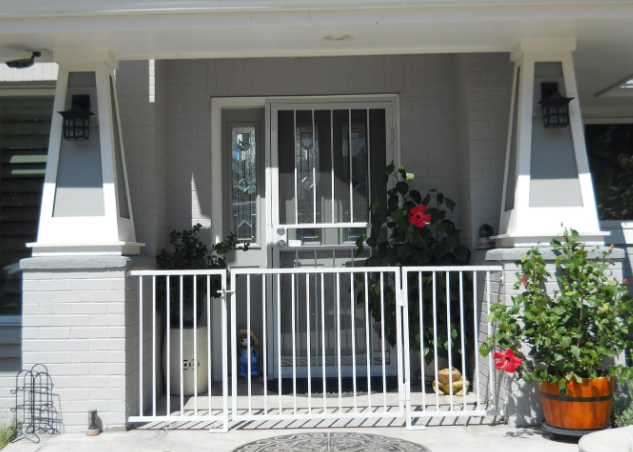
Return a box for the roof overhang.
[1,1,633,110]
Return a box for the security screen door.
[268,99,397,378]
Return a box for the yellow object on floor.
[432,368,470,396]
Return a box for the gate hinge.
[397,288,408,308]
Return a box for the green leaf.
[445,197,456,212]
[396,181,409,195]
[409,190,422,204]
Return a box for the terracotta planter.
[539,377,614,431]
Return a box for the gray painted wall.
[53,72,105,217]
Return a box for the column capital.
[510,39,576,61]
[52,49,119,70]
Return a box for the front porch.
[1,0,633,441]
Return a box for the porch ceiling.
[1,3,633,109]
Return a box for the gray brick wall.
[455,54,514,249]
[165,55,469,236]
[17,257,153,433]
[118,60,169,257]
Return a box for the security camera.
[6,51,41,69]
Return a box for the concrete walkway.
[4,424,578,452]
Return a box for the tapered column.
[494,40,607,247]
[28,50,143,255]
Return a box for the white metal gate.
[230,266,405,423]
[401,266,504,429]
[128,269,230,432]
[128,265,503,430]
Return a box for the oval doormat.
[231,432,431,452]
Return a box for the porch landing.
[4,424,578,452]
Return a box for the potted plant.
[156,223,247,395]
[355,163,472,383]
[480,228,633,435]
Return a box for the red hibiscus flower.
[494,349,522,373]
[409,205,431,228]
[520,274,528,287]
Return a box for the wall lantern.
[538,82,574,129]
[58,95,95,141]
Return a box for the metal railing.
[127,264,502,431]
[127,269,229,432]
[230,266,404,423]
[401,266,504,428]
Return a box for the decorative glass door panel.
[269,99,396,378]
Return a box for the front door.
[267,98,398,378]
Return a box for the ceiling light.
[323,34,353,42]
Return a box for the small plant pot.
[539,377,614,432]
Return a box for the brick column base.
[20,256,153,433]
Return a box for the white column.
[28,50,143,255]
[494,40,607,248]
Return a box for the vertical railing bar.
[321,273,327,412]
[139,276,143,417]
[419,271,425,411]
[221,271,229,430]
[180,275,184,416]
[294,109,298,225]
[207,275,211,414]
[306,273,312,414]
[473,272,481,410]
[277,273,282,415]
[364,273,371,413]
[330,109,335,223]
[350,272,358,413]
[366,108,371,221]
[380,272,387,412]
[292,273,297,415]
[166,276,171,417]
[312,109,317,224]
[348,109,353,222]
[336,273,342,412]
[487,271,495,411]
[432,272,439,412]
[193,275,198,416]
[459,272,467,411]
[231,274,238,423]
[262,274,268,415]
[446,272,454,413]
[247,274,252,416]
[152,276,157,417]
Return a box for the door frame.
[210,95,401,381]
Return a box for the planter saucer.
[541,421,609,440]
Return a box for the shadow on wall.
[505,379,542,428]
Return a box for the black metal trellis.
[11,364,61,443]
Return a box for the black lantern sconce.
[538,82,574,129]
[58,95,95,141]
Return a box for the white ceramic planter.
[162,325,209,396]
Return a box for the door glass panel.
[350,109,369,223]
[296,110,315,224]
[278,110,295,224]
[231,125,257,244]
[333,110,350,223]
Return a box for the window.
[0,96,54,316]
[586,124,633,220]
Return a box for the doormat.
[231,432,431,452]
[267,376,398,397]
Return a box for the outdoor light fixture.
[538,82,574,129]
[5,51,41,69]
[58,95,95,141]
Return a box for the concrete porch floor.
[4,382,579,452]
[4,423,579,452]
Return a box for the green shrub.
[614,376,633,427]
[0,418,18,450]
